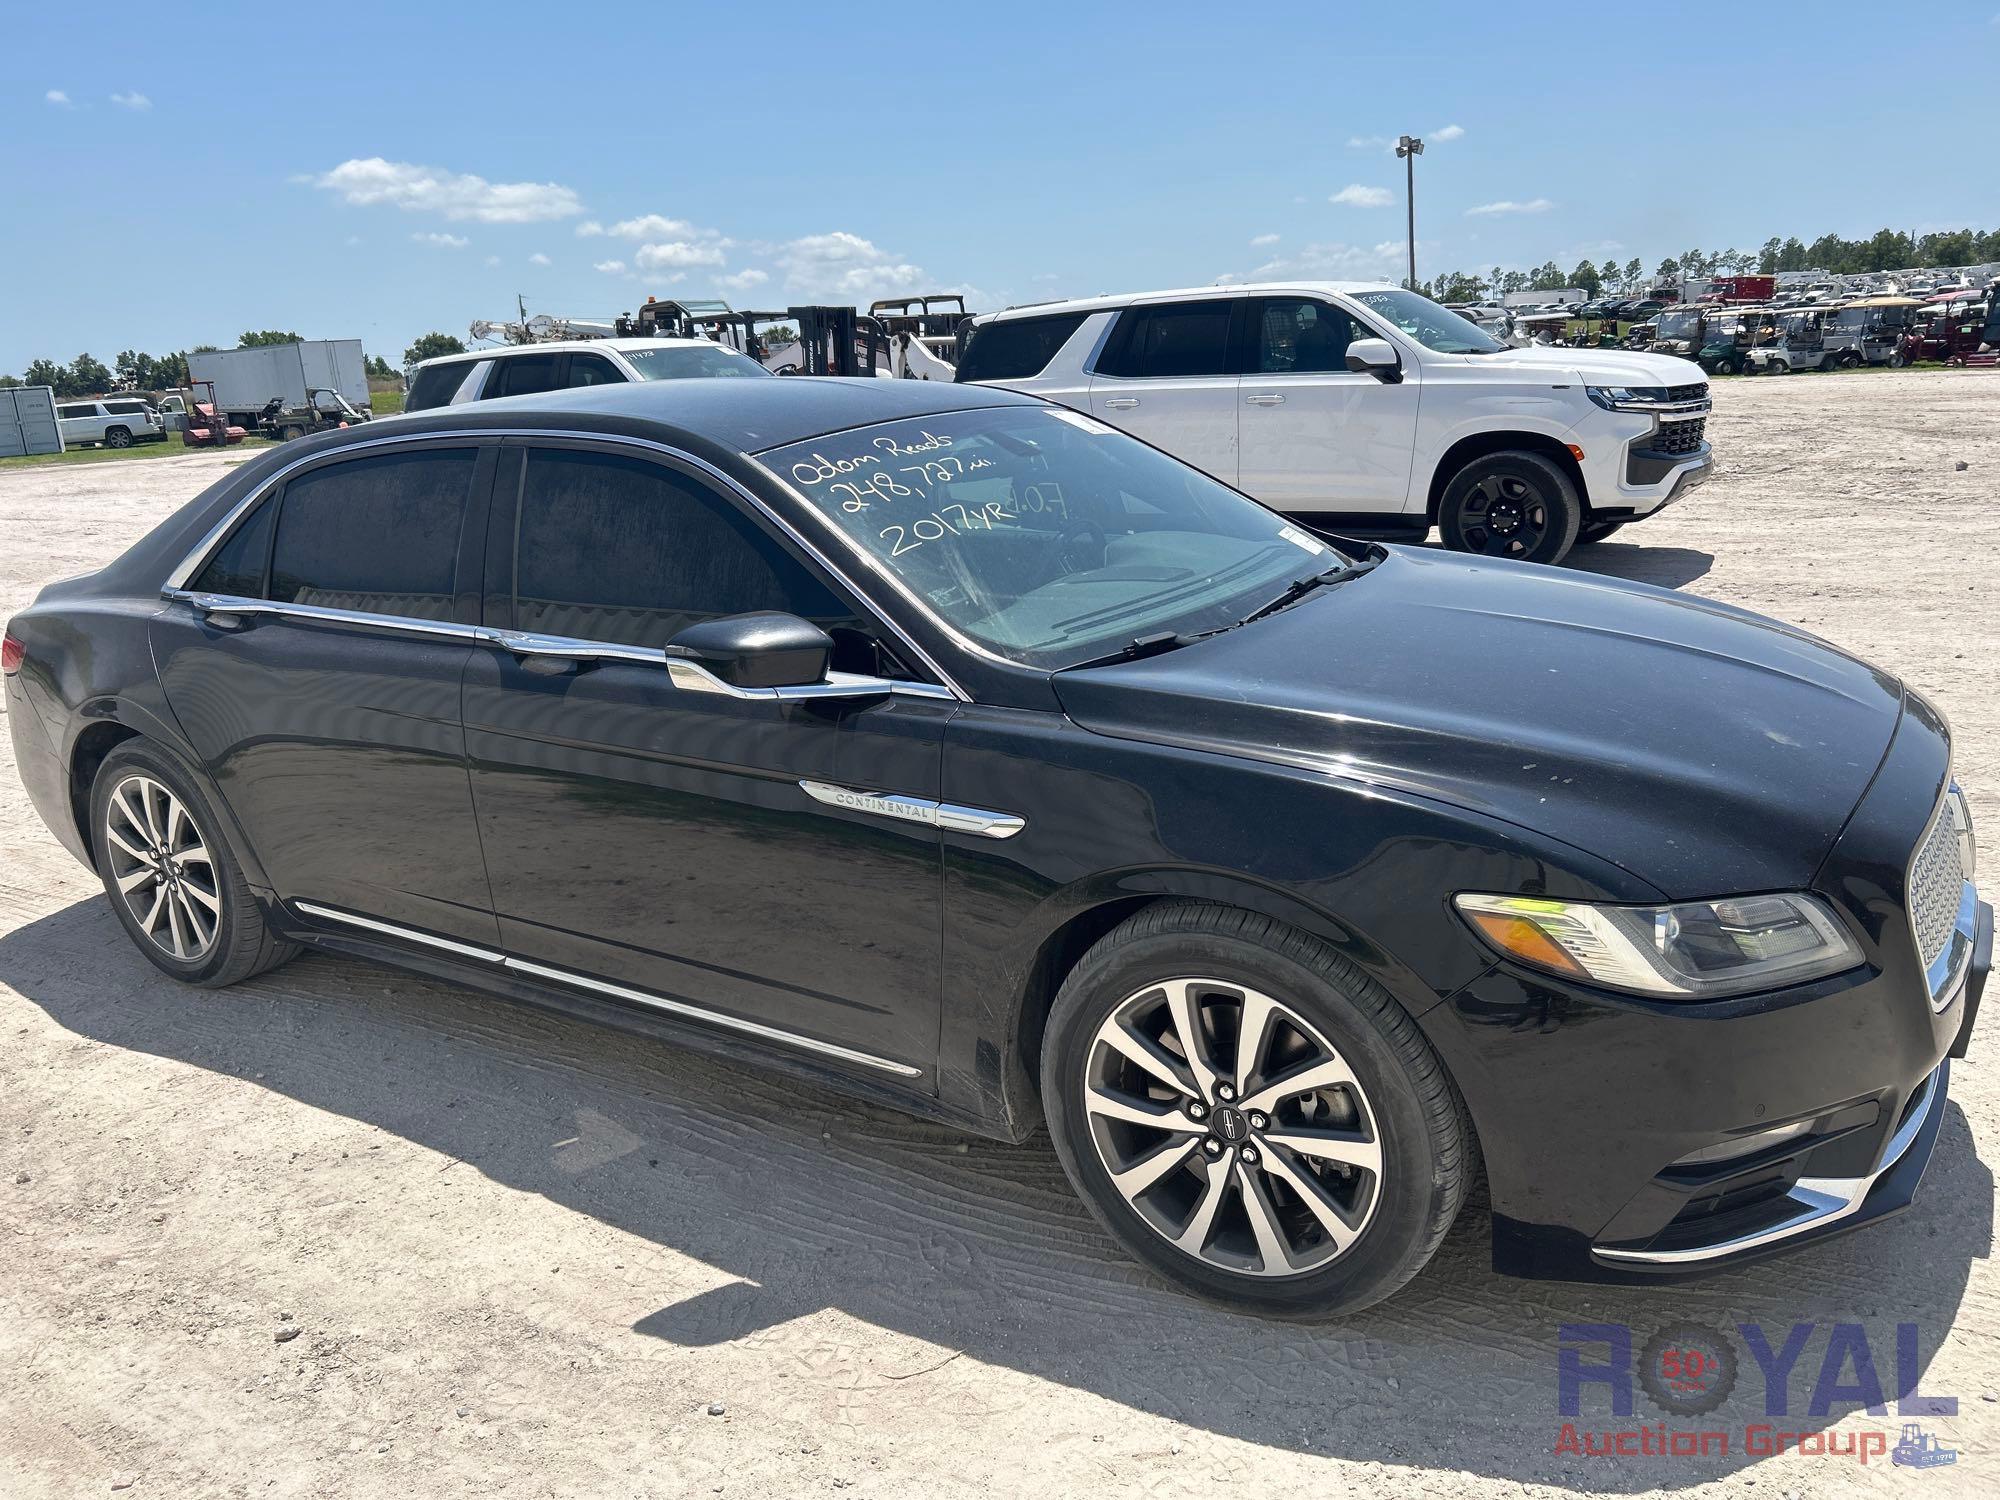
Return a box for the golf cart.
[258,387,372,442]
[1823,296,1922,367]
[1748,308,1836,374]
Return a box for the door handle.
[1244,393,1285,406]
[1102,397,1140,410]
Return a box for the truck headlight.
[1454,892,1863,998]
[1584,385,1672,410]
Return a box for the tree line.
[1419,224,2000,304]
[1,331,454,395]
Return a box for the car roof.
[378,376,1047,454]
[981,280,1401,321]
[415,337,720,369]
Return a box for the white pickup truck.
[957,282,1712,564]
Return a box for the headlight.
[1454,892,1863,999]
[1584,385,1671,410]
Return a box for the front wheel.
[91,740,299,987]
[1437,450,1582,564]
[1041,903,1473,1313]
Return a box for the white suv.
[55,398,166,449]
[404,337,769,414]
[956,282,1713,563]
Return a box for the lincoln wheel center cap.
[1209,1105,1251,1144]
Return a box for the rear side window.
[105,400,150,416]
[406,362,475,412]
[191,498,277,599]
[1099,301,1235,378]
[487,353,562,400]
[954,312,1090,383]
[510,448,847,649]
[269,450,475,620]
[57,405,89,419]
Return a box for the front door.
[461,442,951,1078]
[1235,296,1423,514]
[1087,298,1241,483]
[152,440,500,946]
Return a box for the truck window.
[406,362,476,413]
[564,353,625,389]
[1098,301,1235,379]
[488,354,562,400]
[954,313,1090,382]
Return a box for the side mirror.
[1344,337,1403,383]
[664,612,832,692]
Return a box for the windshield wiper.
[1061,631,1198,672]
[1231,559,1372,629]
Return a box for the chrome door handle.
[1102,398,1140,410]
[1244,393,1285,406]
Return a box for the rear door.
[1235,295,1423,514]
[154,438,500,946]
[1087,298,1243,482]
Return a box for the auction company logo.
[1554,1321,1961,1467]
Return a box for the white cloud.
[718,268,770,293]
[605,214,698,239]
[593,259,627,275]
[315,158,582,223]
[45,89,71,107]
[412,232,470,249]
[345,235,363,247]
[575,220,604,237]
[773,231,929,299]
[634,240,726,272]
[1346,134,1388,150]
[528,252,551,266]
[1330,184,1393,208]
[1242,239,1412,283]
[1466,197,1553,216]
[1250,232,1280,247]
[110,91,151,110]
[1432,123,1464,141]
[485,254,501,266]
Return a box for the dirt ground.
[2,372,1996,1499]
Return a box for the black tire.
[1041,902,1473,1314]
[105,426,133,449]
[89,739,299,988]
[277,425,304,443]
[1437,449,1582,565]
[1578,518,1626,544]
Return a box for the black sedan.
[4,378,1988,1313]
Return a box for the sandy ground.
[1,372,1996,1498]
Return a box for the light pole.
[1395,134,1424,290]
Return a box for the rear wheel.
[1437,450,1581,565]
[91,741,298,987]
[105,426,133,449]
[1041,903,1472,1313]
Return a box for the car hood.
[1483,346,1709,387]
[1051,549,1904,898]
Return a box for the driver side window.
[1253,299,1365,374]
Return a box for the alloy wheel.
[1457,474,1549,557]
[102,773,221,961]
[1083,978,1383,1277]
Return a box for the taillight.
[1,631,23,676]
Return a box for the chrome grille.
[1908,794,1968,974]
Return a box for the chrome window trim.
[1593,1063,1944,1266]
[168,590,486,643]
[294,901,922,1078]
[158,424,970,701]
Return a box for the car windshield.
[1656,311,1702,338]
[1349,288,1505,354]
[755,405,1340,670]
[622,344,771,379]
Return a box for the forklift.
[618,298,884,375]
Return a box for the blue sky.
[5,1,1997,371]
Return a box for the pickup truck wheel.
[1578,519,1625,544]
[1438,451,1581,565]
[1040,902,1472,1313]
[105,427,133,449]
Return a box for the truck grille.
[1655,416,1707,455]
[1665,381,1709,404]
[1908,792,1969,982]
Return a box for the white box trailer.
[0,385,64,457]
[186,340,370,430]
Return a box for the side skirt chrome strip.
[292,901,923,1078]
[798,779,1025,839]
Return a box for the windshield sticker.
[1045,409,1116,436]
[1279,525,1329,555]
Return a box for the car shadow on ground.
[1562,541,1716,590]
[2,900,1987,1491]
